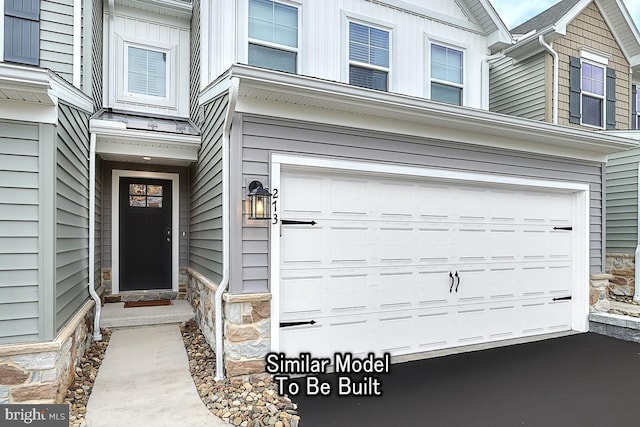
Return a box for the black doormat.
[124,299,172,308]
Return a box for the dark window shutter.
[4,0,40,66]
[569,56,581,124]
[632,84,637,130]
[606,67,616,129]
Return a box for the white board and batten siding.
[56,103,91,333]
[490,53,548,121]
[235,114,604,295]
[606,148,640,254]
[205,0,489,107]
[0,121,40,344]
[108,5,191,117]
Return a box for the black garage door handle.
[455,271,460,293]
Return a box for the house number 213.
[272,189,279,224]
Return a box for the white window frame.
[580,58,606,130]
[425,36,467,106]
[246,0,301,74]
[345,17,392,91]
[635,84,640,129]
[123,42,171,102]
[0,0,5,62]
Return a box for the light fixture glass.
[247,180,272,220]
[142,156,152,161]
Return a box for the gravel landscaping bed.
[65,328,112,427]
[181,319,301,427]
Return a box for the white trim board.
[111,170,180,294]
[269,154,590,353]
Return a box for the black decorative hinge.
[281,220,317,225]
[280,320,317,328]
[552,296,572,301]
[553,227,573,231]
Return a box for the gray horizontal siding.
[490,53,547,121]
[100,162,190,269]
[190,0,201,125]
[189,95,228,284]
[91,0,103,110]
[0,121,40,344]
[238,115,604,294]
[606,148,640,254]
[56,103,90,332]
[94,157,102,288]
[40,0,74,83]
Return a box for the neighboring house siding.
[92,0,104,110]
[55,103,90,332]
[490,53,547,121]
[190,0,201,125]
[189,95,228,284]
[41,0,75,84]
[606,148,640,254]
[236,115,605,293]
[554,2,630,129]
[100,162,190,268]
[0,121,40,344]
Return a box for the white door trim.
[269,154,590,353]
[111,170,180,294]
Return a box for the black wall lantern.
[247,180,272,220]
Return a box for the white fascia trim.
[376,0,483,34]
[0,63,51,94]
[229,65,636,157]
[90,120,201,146]
[111,170,180,295]
[474,0,512,46]
[199,70,232,106]
[554,0,590,35]
[49,72,94,113]
[269,154,591,350]
[117,0,192,19]
[0,99,57,124]
[73,0,82,88]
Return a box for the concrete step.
[100,300,194,329]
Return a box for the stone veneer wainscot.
[0,301,95,404]
[186,267,271,378]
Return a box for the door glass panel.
[147,185,163,196]
[147,196,163,208]
[130,184,146,195]
[130,196,146,207]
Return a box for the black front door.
[119,178,172,291]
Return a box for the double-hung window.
[430,44,463,105]
[581,61,605,128]
[634,86,640,129]
[248,0,298,73]
[348,22,389,91]
[127,46,168,98]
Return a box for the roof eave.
[225,64,637,159]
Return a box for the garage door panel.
[328,274,369,313]
[379,182,416,217]
[417,227,452,261]
[282,228,323,263]
[281,324,325,358]
[281,175,324,214]
[330,227,368,262]
[378,271,414,308]
[416,270,451,305]
[416,311,454,350]
[328,318,369,357]
[377,315,414,354]
[330,178,368,215]
[379,227,415,262]
[281,275,324,316]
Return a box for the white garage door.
[278,168,575,359]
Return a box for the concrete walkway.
[85,324,229,427]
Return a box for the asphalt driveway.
[291,333,640,426]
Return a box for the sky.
[490,0,640,30]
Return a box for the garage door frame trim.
[269,154,590,352]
